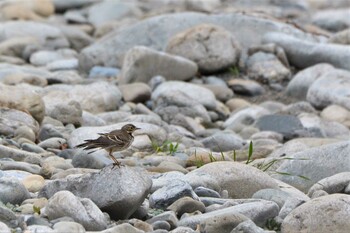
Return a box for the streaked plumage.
[75,124,140,167]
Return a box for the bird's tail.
[75,139,100,150]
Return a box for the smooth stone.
[46,58,78,71]
[329,29,350,45]
[149,179,199,209]
[21,143,46,155]
[282,194,350,233]
[53,221,86,233]
[42,156,73,170]
[0,108,39,137]
[255,114,304,139]
[199,213,248,233]
[72,150,110,169]
[152,221,171,231]
[201,84,234,102]
[167,196,206,217]
[280,101,317,116]
[47,70,84,84]
[147,211,178,229]
[320,105,350,127]
[178,200,279,229]
[307,69,350,110]
[152,81,217,110]
[0,177,30,205]
[230,219,267,233]
[246,52,290,84]
[43,190,107,231]
[286,63,334,99]
[38,137,66,150]
[82,111,106,126]
[2,72,47,87]
[46,100,82,126]
[0,83,45,123]
[51,168,99,180]
[2,170,32,180]
[120,46,198,84]
[227,79,265,96]
[0,161,41,174]
[312,8,350,32]
[166,24,241,74]
[225,98,251,112]
[14,126,36,142]
[39,166,152,220]
[99,223,144,233]
[307,172,350,197]
[26,215,50,227]
[88,66,120,79]
[0,205,18,228]
[263,32,350,71]
[27,225,54,233]
[30,49,77,66]
[0,221,10,233]
[22,174,45,193]
[78,12,321,71]
[170,226,196,233]
[184,162,279,198]
[42,81,122,114]
[194,187,221,198]
[119,83,152,103]
[53,0,96,11]
[0,21,69,50]
[151,172,186,193]
[150,161,188,174]
[273,141,350,192]
[57,25,94,52]
[201,131,245,152]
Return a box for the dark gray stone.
[194,187,221,198]
[0,177,30,205]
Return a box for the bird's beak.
[135,127,141,130]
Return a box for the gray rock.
[312,8,350,32]
[99,223,144,233]
[0,21,69,50]
[0,177,30,205]
[119,83,152,103]
[42,81,122,114]
[308,172,350,197]
[0,205,18,228]
[282,194,350,233]
[0,161,41,174]
[43,190,107,231]
[184,162,279,198]
[46,58,78,71]
[81,111,106,126]
[246,52,290,84]
[72,150,110,169]
[46,100,82,126]
[167,196,206,216]
[166,24,241,74]
[152,221,171,231]
[227,79,265,96]
[149,179,199,209]
[201,131,245,152]
[27,225,54,233]
[87,0,142,26]
[201,84,234,102]
[286,63,334,100]
[47,70,84,84]
[0,108,39,137]
[30,49,77,66]
[329,29,350,45]
[230,219,267,233]
[78,12,321,71]
[39,166,152,220]
[194,186,220,198]
[152,81,216,110]
[151,171,186,193]
[273,141,350,192]
[88,66,120,79]
[38,137,66,150]
[120,46,198,84]
[58,25,94,52]
[52,0,96,11]
[96,111,132,124]
[263,33,350,71]
[0,221,10,233]
[255,114,304,139]
[170,226,196,233]
[307,69,350,110]
[0,83,45,123]
[21,143,46,153]
[179,200,279,229]
[147,211,178,229]
[53,221,86,233]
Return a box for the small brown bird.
[75,124,140,167]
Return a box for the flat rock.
[42,81,122,114]
[184,162,279,198]
[282,194,350,233]
[120,46,198,84]
[263,32,350,71]
[178,200,279,229]
[39,166,152,220]
[119,82,152,103]
[0,177,30,205]
[273,141,350,192]
[307,172,350,197]
[227,79,265,96]
[166,24,241,74]
[201,131,245,152]
[30,49,77,66]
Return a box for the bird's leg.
[108,150,121,168]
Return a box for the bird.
[75,124,140,167]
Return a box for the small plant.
[245,141,254,164]
[152,140,179,155]
[228,65,240,76]
[194,150,205,168]
[148,208,164,217]
[33,205,41,215]
[265,218,281,231]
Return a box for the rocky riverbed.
[1,0,350,232]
